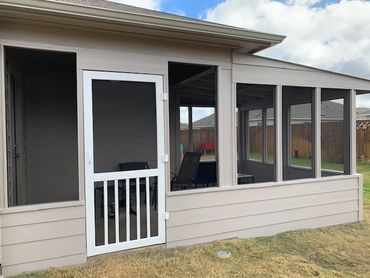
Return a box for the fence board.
[180,120,370,161]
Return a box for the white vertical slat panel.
[126,179,130,242]
[103,180,108,246]
[146,176,150,238]
[275,85,283,182]
[114,180,119,243]
[314,87,321,178]
[136,177,141,239]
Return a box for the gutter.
[0,0,286,52]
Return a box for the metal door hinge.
[163,212,170,220]
[161,155,169,163]
[162,93,168,101]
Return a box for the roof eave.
[0,0,286,53]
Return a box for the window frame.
[1,43,80,209]
[282,86,315,180]
[235,83,277,184]
[179,105,217,161]
[320,88,352,176]
[246,108,263,162]
[234,83,355,186]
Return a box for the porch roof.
[0,0,285,53]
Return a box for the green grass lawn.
[291,157,345,172]
[249,152,346,172]
[200,154,216,161]
[17,162,370,278]
[359,162,370,201]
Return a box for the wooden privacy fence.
[357,121,370,161]
[180,120,370,161]
[180,128,215,153]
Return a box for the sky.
[108,0,370,118]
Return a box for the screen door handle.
[87,152,92,164]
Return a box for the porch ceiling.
[174,68,217,107]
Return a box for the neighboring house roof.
[357,108,370,113]
[193,114,215,129]
[0,0,285,53]
[180,123,188,130]
[185,103,369,129]
[357,107,370,120]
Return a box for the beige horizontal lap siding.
[167,212,358,247]
[3,253,87,277]
[0,203,87,277]
[166,176,360,247]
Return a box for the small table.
[238,173,255,184]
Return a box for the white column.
[350,89,362,222]
[217,67,234,187]
[232,82,238,186]
[314,87,321,178]
[275,85,283,182]
[349,89,357,175]
[0,44,7,208]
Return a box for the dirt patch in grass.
[17,165,370,278]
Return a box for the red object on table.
[200,142,215,153]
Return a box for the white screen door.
[84,71,166,256]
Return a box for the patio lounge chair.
[97,162,151,217]
[119,161,153,215]
[171,152,202,191]
[119,161,150,172]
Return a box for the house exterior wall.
[0,19,364,277]
[167,175,361,247]
[0,202,86,276]
[0,20,232,277]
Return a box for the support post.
[188,106,193,152]
[245,111,250,159]
[262,108,267,163]
[275,85,283,182]
[0,44,7,209]
[349,89,357,175]
[313,87,321,178]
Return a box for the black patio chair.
[119,161,160,213]
[119,162,149,172]
[171,152,202,191]
[96,162,151,217]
